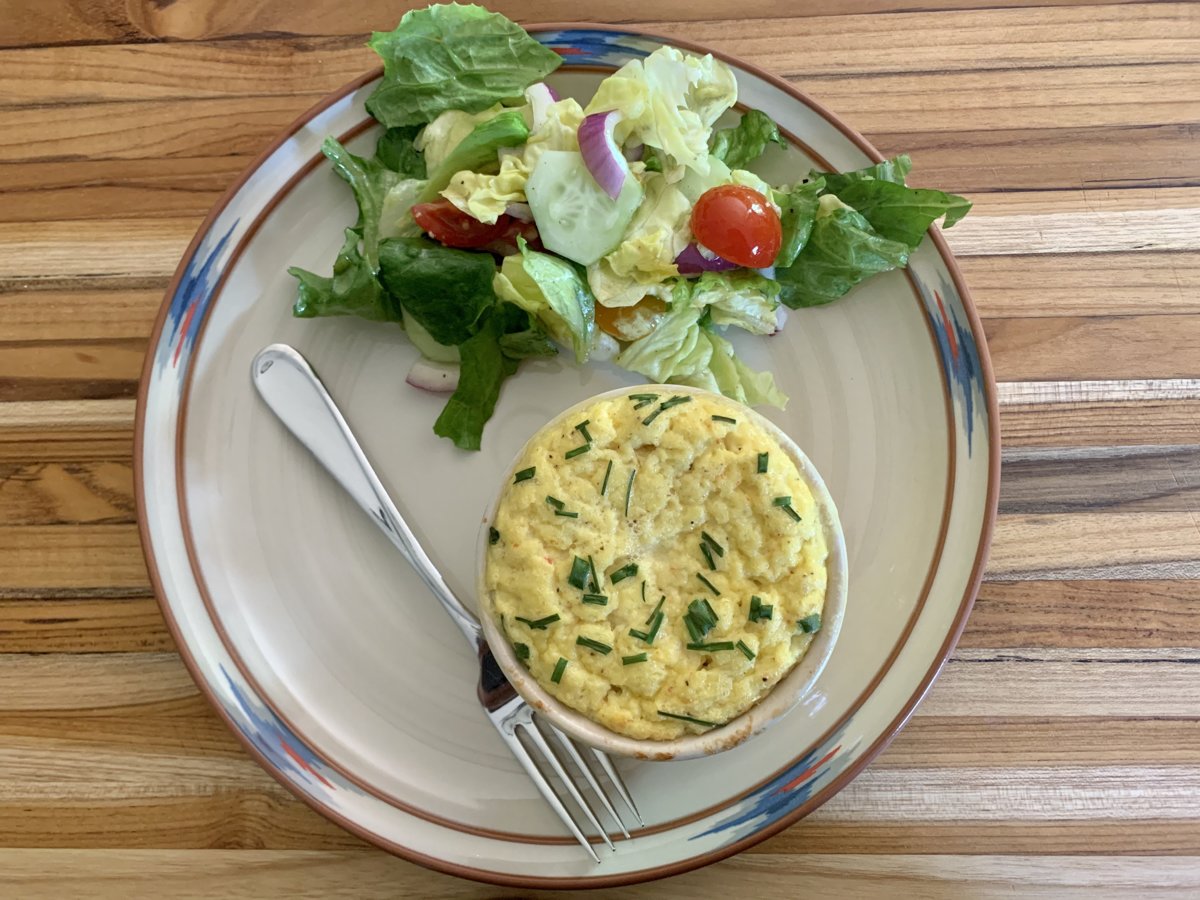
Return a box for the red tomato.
[411,200,510,248]
[689,185,782,268]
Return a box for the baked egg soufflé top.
[484,390,829,741]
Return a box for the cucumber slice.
[403,313,460,364]
[526,150,643,266]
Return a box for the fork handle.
[251,343,484,650]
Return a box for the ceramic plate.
[136,25,999,888]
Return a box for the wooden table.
[2,1,1198,896]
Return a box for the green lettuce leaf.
[703,329,788,408]
[289,228,400,322]
[687,270,780,335]
[494,239,595,362]
[377,237,496,345]
[775,198,911,308]
[378,179,425,240]
[433,303,546,450]
[709,109,785,170]
[365,3,561,128]
[774,177,824,268]
[375,125,427,178]
[419,109,530,202]
[820,155,913,192]
[322,136,402,272]
[822,178,971,249]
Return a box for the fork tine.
[507,726,600,863]
[588,746,644,827]
[546,726,630,839]
[523,720,615,851]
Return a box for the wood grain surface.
[1,0,1198,895]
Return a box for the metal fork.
[251,343,642,861]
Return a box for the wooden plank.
[1,850,1199,899]
[962,253,1200,320]
[0,598,171,653]
[0,460,134,526]
[0,525,149,597]
[0,399,136,431]
[0,286,163,339]
[0,653,194,712]
[1000,399,1200,449]
[0,218,197,280]
[962,580,1200,649]
[985,316,1200,381]
[0,340,145,402]
[924,648,1200,718]
[944,207,1200,256]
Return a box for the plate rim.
[134,22,1001,889]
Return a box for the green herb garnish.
[683,598,718,641]
[658,710,718,728]
[696,572,721,595]
[701,532,724,557]
[610,562,638,584]
[581,593,608,605]
[630,609,665,645]
[645,595,665,624]
[757,453,768,474]
[568,556,590,590]
[798,613,822,634]
[555,510,579,518]
[576,636,612,655]
[513,642,530,661]
[749,595,774,622]
[622,653,648,665]
[514,467,536,483]
[782,505,802,522]
[489,527,500,545]
[575,420,592,443]
[516,614,561,630]
[642,394,692,426]
[736,640,756,660]
[545,495,564,510]
[624,468,637,516]
[551,657,568,683]
[630,393,659,411]
[588,555,600,592]
[565,443,591,459]
[600,459,613,495]
[772,496,791,507]
[687,641,736,652]
[711,415,737,424]
[700,542,716,571]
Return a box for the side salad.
[289,3,970,450]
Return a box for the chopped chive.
[624,469,637,516]
[658,710,718,728]
[628,628,649,641]
[736,640,756,660]
[516,613,561,630]
[684,598,717,642]
[555,510,579,518]
[641,580,647,604]
[551,657,568,683]
[581,593,608,605]
[695,598,718,626]
[701,532,725,557]
[575,420,592,443]
[629,393,659,402]
[513,642,530,661]
[489,527,500,545]
[568,556,590,590]
[576,636,612,655]
[683,613,704,643]
[565,443,592,459]
[798,613,822,634]
[749,595,774,622]
[711,415,737,424]
[588,555,600,592]
[641,394,692,426]
[696,572,721,595]
[783,505,802,522]
[600,459,613,495]
[645,595,665,624]
[610,562,639,584]
[622,653,648,665]
[773,496,792,507]
[700,542,716,571]
[633,398,657,410]
[545,495,564,510]
[757,452,768,474]
[687,641,736,652]
[514,467,536,483]
[645,610,665,644]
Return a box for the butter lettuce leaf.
[377,237,496,345]
[775,198,911,308]
[420,109,530,202]
[415,104,504,172]
[709,109,784,170]
[687,270,780,335]
[289,228,400,322]
[365,3,561,128]
[494,239,594,362]
[602,172,692,285]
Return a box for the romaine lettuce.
[377,237,496,345]
[375,126,427,178]
[709,109,785,170]
[774,177,824,268]
[289,228,400,322]
[365,4,561,128]
[320,136,404,272]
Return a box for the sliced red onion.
[675,242,738,275]
[406,358,459,393]
[505,201,534,223]
[624,141,644,162]
[578,110,629,199]
[525,82,557,130]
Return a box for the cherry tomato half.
[411,200,510,249]
[689,185,782,268]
